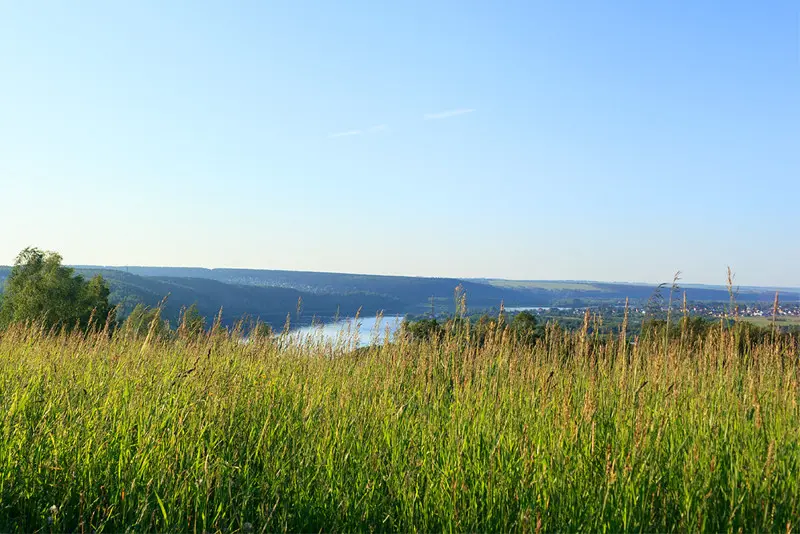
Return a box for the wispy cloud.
[329,124,388,139]
[328,129,363,138]
[424,108,475,120]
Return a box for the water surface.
[292,315,404,347]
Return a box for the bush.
[0,247,114,332]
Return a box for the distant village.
[691,301,800,321]
[504,300,800,326]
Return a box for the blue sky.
[1,1,798,286]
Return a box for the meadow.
[1,315,799,532]
[742,315,800,328]
[486,280,606,291]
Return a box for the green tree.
[178,303,206,339]
[403,317,443,342]
[252,321,273,339]
[511,310,539,344]
[124,303,170,338]
[0,247,114,331]
[81,273,115,329]
[470,313,500,347]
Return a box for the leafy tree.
[403,317,442,341]
[252,321,273,339]
[469,313,500,347]
[81,273,114,328]
[178,303,206,339]
[511,310,539,344]
[124,303,170,338]
[0,247,113,331]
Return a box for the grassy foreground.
[1,319,799,532]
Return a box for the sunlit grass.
[0,319,798,532]
[487,280,605,291]
[741,315,800,328]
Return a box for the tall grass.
[0,317,799,532]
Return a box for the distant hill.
[74,269,403,328]
[476,279,800,304]
[3,265,798,328]
[76,266,548,312]
[80,266,533,301]
[2,265,534,327]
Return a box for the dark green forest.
[2,249,799,333]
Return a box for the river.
[292,315,404,347]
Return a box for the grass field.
[1,320,799,532]
[487,280,605,291]
[741,315,800,328]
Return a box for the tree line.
[0,247,210,337]
[2,247,794,349]
[0,248,114,331]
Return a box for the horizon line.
[6,263,792,292]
